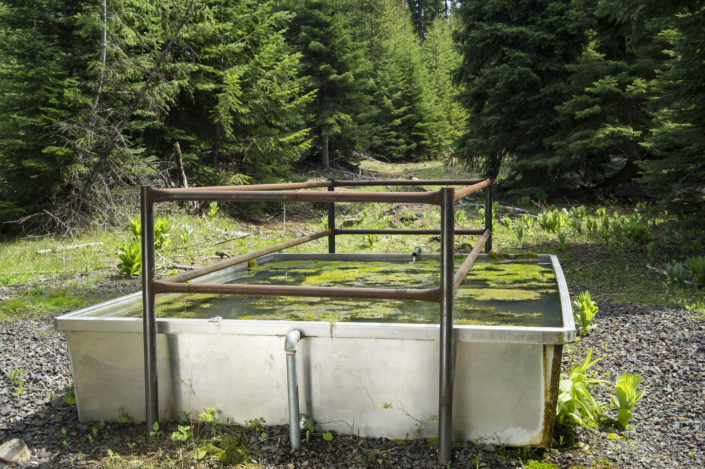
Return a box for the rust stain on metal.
[539,344,563,446]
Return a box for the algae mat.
[122,259,561,327]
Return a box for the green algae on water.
[124,258,561,327]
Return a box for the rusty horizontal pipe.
[332,179,486,187]
[335,228,487,236]
[152,188,442,205]
[152,280,442,303]
[453,229,491,292]
[453,179,492,202]
[180,181,331,191]
[165,231,330,284]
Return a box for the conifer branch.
[78,0,196,208]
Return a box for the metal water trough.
[54,180,576,464]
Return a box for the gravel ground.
[1,301,703,468]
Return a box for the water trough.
[54,180,575,464]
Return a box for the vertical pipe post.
[140,186,158,437]
[439,187,455,465]
[484,183,493,253]
[328,181,335,253]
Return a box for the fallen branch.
[646,264,695,286]
[570,260,605,273]
[36,242,104,254]
[156,251,193,271]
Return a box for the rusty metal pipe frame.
[328,185,335,254]
[332,179,486,187]
[438,188,455,465]
[153,279,441,303]
[139,179,494,444]
[165,230,331,284]
[453,178,492,202]
[140,186,158,437]
[335,228,486,236]
[485,185,493,253]
[453,229,491,292]
[152,188,443,205]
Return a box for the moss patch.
[123,259,561,327]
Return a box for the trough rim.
[55,253,575,345]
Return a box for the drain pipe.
[285,329,303,451]
[411,247,422,263]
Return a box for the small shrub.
[154,218,172,250]
[515,224,526,244]
[557,232,568,250]
[622,221,650,245]
[610,372,645,430]
[556,348,607,427]
[569,217,582,234]
[170,425,192,443]
[208,202,219,218]
[181,224,194,246]
[573,291,598,337]
[501,215,512,230]
[685,256,705,288]
[538,210,565,233]
[128,217,141,237]
[521,213,535,229]
[117,238,141,278]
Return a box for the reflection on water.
[120,259,562,327]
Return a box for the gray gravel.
[0,301,703,468]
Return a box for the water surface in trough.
[122,259,562,327]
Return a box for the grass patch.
[1,160,703,322]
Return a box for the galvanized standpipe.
[140,186,158,437]
[438,187,455,465]
[285,329,304,450]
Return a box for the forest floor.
[1,159,704,468]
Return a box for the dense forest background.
[0,0,703,231]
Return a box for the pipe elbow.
[285,329,302,353]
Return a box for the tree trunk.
[322,135,330,170]
[173,142,188,188]
[92,0,107,108]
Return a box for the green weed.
[685,256,705,288]
[610,372,645,430]
[116,238,141,278]
[573,291,598,337]
[556,348,608,427]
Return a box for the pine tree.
[454,0,586,187]
[280,0,373,169]
[365,0,441,161]
[156,0,314,185]
[548,1,661,190]
[0,0,96,221]
[639,2,705,201]
[422,15,467,161]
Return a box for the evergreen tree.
[407,0,447,40]
[156,0,314,185]
[281,0,373,169]
[365,0,441,161]
[0,0,96,221]
[422,15,467,160]
[548,1,661,190]
[454,0,586,188]
[639,2,705,201]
